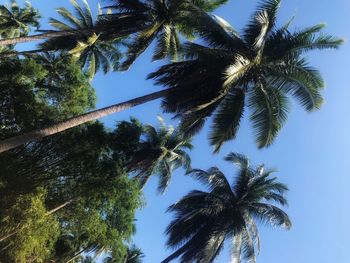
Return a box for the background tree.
[129,117,193,193]
[39,0,123,78]
[0,54,95,140]
[162,152,291,263]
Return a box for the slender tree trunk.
[0,88,175,153]
[161,243,190,263]
[0,30,83,46]
[230,233,242,263]
[0,49,44,58]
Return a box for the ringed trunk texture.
[0,88,173,153]
[230,233,242,263]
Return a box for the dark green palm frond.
[191,0,229,12]
[185,7,245,51]
[265,24,343,60]
[225,152,249,169]
[248,203,291,229]
[71,0,93,28]
[248,83,289,148]
[129,120,192,192]
[267,59,324,111]
[243,0,281,48]
[119,24,160,71]
[152,24,172,61]
[40,0,123,76]
[188,168,232,194]
[210,88,245,153]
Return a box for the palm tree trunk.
[0,88,175,153]
[230,233,242,263]
[0,30,81,46]
[161,243,190,263]
[0,49,44,58]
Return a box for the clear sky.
[16,0,350,262]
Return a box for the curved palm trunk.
[230,233,242,263]
[0,30,83,46]
[161,243,190,263]
[0,88,175,153]
[0,49,44,58]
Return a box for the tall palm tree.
[103,245,144,263]
[0,0,40,39]
[149,0,343,151]
[130,117,193,193]
[0,0,143,47]
[104,0,228,70]
[0,0,342,153]
[38,0,123,77]
[162,152,291,263]
[2,0,123,78]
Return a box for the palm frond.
[210,88,245,153]
[248,83,289,148]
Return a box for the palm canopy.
[129,117,193,193]
[149,0,343,151]
[103,245,144,263]
[0,0,40,39]
[102,0,228,70]
[39,0,123,77]
[163,152,291,263]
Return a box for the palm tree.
[2,0,123,78]
[148,0,343,151]
[38,0,123,77]
[103,245,144,263]
[104,0,228,70]
[0,0,40,39]
[130,117,192,193]
[162,152,291,263]
[0,0,142,47]
[0,0,342,153]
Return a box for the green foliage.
[0,121,142,262]
[0,0,40,39]
[40,0,123,78]
[0,188,60,263]
[103,0,227,70]
[128,117,193,193]
[163,152,291,262]
[0,55,95,139]
[149,0,343,150]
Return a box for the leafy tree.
[162,152,291,263]
[129,117,193,193]
[0,122,142,262]
[0,55,95,140]
[0,0,341,153]
[149,0,343,151]
[0,188,60,263]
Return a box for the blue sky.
[16,0,350,262]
